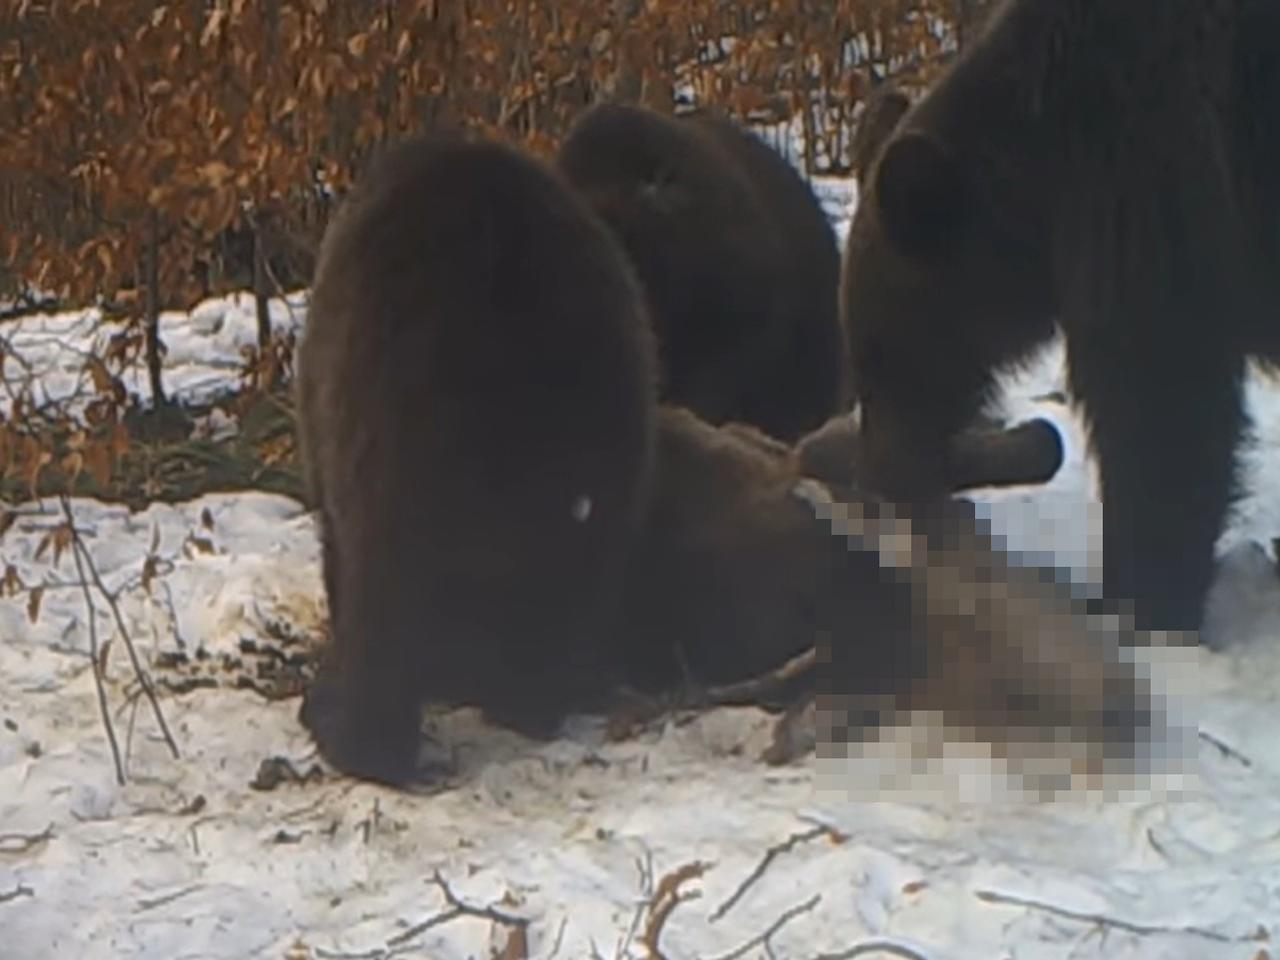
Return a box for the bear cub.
[295,132,659,785]
[558,104,846,443]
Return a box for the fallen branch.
[314,947,391,960]
[703,646,817,706]
[607,853,655,960]
[135,884,202,913]
[386,871,529,950]
[812,940,936,960]
[974,889,1257,944]
[708,893,822,960]
[639,861,710,960]
[711,825,840,922]
[0,884,34,904]
[1198,729,1252,768]
[545,915,568,960]
[0,824,54,854]
[606,647,818,751]
[63,502,126,785]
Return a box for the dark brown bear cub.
[557,104,845,443]
[296,134,658,786]
[842,0,1280,636]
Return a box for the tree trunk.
[609,0,644,103]
[144,210,167,408]
[252,222,271,351]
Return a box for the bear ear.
[873,131,971,262]
[850,86,911,180]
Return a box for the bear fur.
[296,133,659,785]
[556,103,846,443]
[618,406,833,699]
[624,407,1063,701]
[848,85,911,183]
[623,406,1153,776]
[841,0,1280,634]
[292,123,1113,789]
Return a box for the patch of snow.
[0,290,308,420]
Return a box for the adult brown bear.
[296,133,659,785]
[557,104,845,443]
[842,0,1280,636]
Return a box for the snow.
[0,293,305,415]
[3,197,1280,960]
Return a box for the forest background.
[0,0,988,508]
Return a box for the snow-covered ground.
[3,184,1280,960]
[0,291,308,420]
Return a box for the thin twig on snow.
[59,494,180,760]
[711,825,841,922]
[385,871,529,950]
[63,502,126,785]
[974,888,1259,944]
[708,894,823,960]
[812,940,936,960]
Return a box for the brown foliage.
[0,0,960,495]
[2,0,959,305]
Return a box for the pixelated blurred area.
[792,477,1202,804]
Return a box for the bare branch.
[703,646,816,706]
[386,871,529,950]
[813,941,935,960]
[1198,729,1252,767]
[711,825,841,922]
[59,494,180,760]
[974,889,1258,944]
[638,861,711,960]
[62,504,125,784]
[0,884,34,904]
[0,824,54,853]
[708,894,822,960]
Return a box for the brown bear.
[296,132,659,786]
[618,404,1153,777]
[556,103,845,443]
[617,406,833,700]
[841,0,1280,636]
[686,111,851,417]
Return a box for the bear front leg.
[299,663,425,786]
[1068,332,1245,637]
[300,594,438,786]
